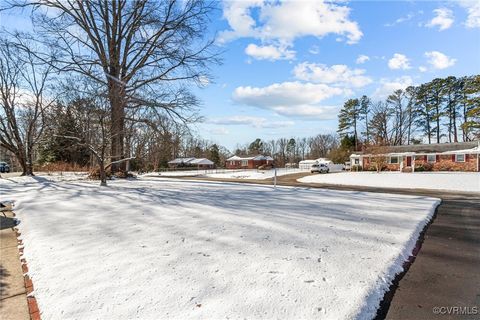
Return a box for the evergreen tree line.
[337,75,480,150]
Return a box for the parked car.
[0,162,10,173]
[310,163,329,174]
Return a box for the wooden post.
[274,168,277,189]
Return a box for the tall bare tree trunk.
[109,81,125,172]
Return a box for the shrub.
[432,160,474,171]
[415,162,433,172]
[258,164,273,170]
[113,170,135,179]
[88,167,112,180]
[35,161,90,172]
[351,165,363,172]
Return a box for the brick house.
[350,141,480,172]
[225,155,274,169]
[168,157,215,169]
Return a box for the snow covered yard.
[1,176,440,319]
[299,171,480,193]
[205,168,308,179]
[148,168,308,179]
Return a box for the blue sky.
[1,1,479,151]
[193,0,480,150]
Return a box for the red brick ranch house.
[167,157,215,169]
[350,141,480,172]
[225,155,274,169]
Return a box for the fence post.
[274,168,277,189]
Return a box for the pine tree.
[337,98,361,150]
[387,89,406,145]
[404,86,418,145]
[248,138,264,154]
[415,84,436,144]
[359,95,371,144]
[209,144,220,167]
[428,78,446,143]
[443,76,461,142]
[460,75,480,140]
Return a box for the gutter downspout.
[477,141,479,172]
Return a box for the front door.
[406,156,412,167]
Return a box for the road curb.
[13,212,41,320]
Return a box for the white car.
[311,163,329,174]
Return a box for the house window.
[241,160,248,166]
[354,158,359,165]
[389,156,399,164]
[427,154,436,163]
[230,161,235,165]
[455,154,465,162]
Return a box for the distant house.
[225,155,274,169]
[168,157,215,169]
[350,141,480,172]
[298,158,332,170]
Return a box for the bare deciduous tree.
[0,37,55,175]
[7,0,219,172]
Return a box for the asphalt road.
[175,172,480,320]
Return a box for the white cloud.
[426,8,454,31]
[208,127,229,135]
[356,54,370,64]
[309,45,320,55]
[245,43,295,61]
[373,76,414,99]
[459,1,480,28]
[388,53,411,70]
[267,105,339,119]
[384,12,415,27]
[198,75,210,87]
[425,51,456,69]
[208,116,294,129]
[232,81,346,119]
[419,66,428,72]
[293,62,372,88]
[219,0,362,58]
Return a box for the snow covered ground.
[205,168,308,179]
[1,176,439,319]
[150,168,309,179]
[299,172,480,193]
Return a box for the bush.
[35,161,90,172]
[351,165,363,172]
[433,160,470,172]
[113,170,135,179]
[88,167,112,180]
[258,164,273,170]
[415,162,433,172]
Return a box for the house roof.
[189,158,214,165]
[168,157,214,165]
[443,146,480,154]
[168,157,196,164]
[227,154,274,161]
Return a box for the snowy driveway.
[1,177,440,319]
